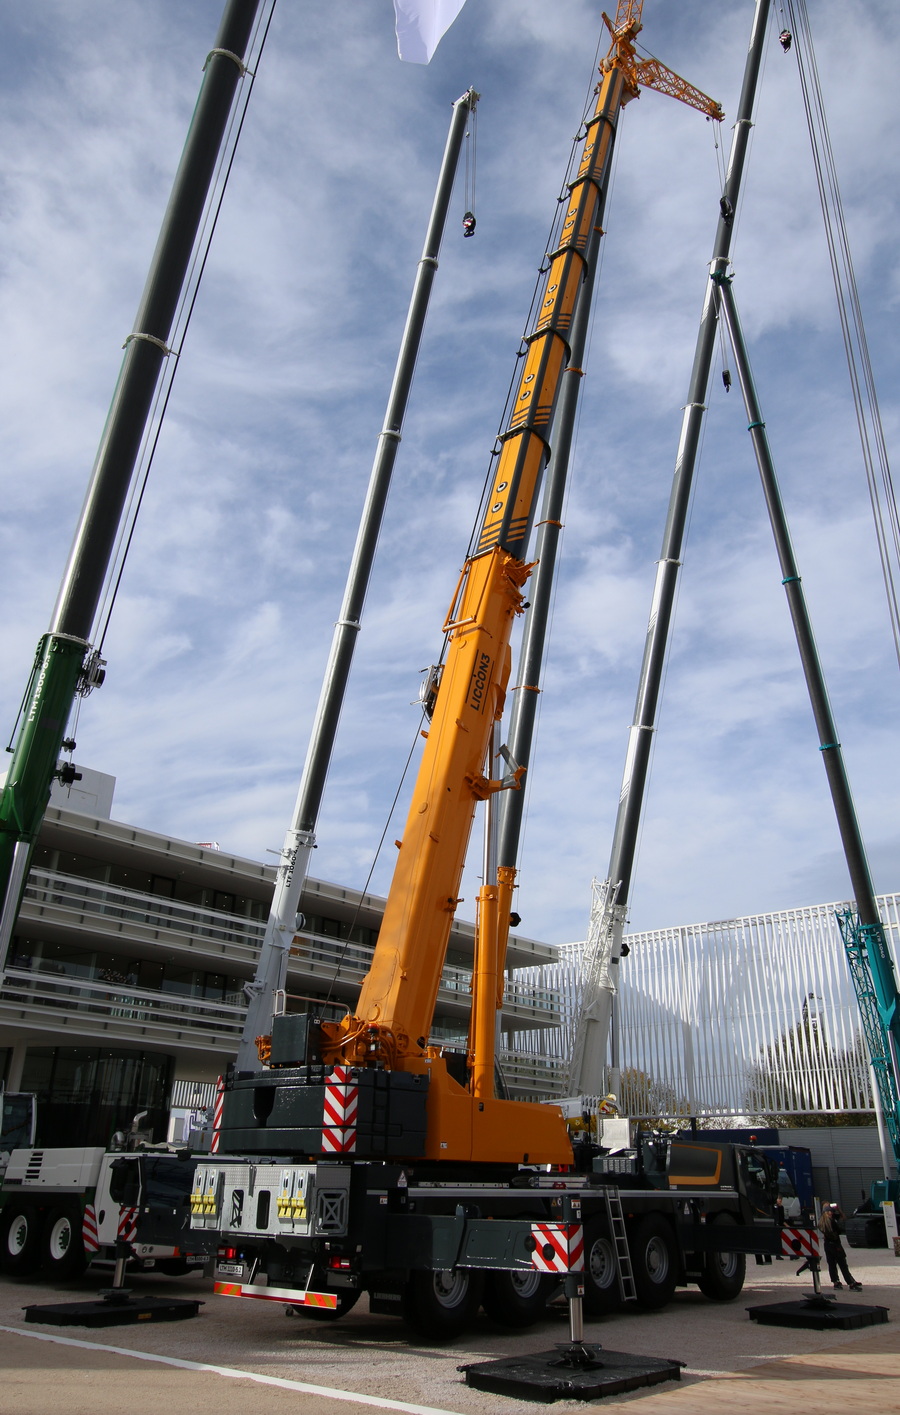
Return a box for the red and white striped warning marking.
[214,1280,337,1309]
[321,1066,358,1153]
[781,1226,821,1259]
[117,1206,138,1245]
[530,1222,584,1273]
[210,1074,225,1154]
[81,1204,99,1255]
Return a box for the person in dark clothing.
[820,1203,862,1290]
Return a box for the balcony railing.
[290,932,560,1023]
[499,1049,568,1095]
[21,867,265,964]
[0,964,566,1093]
[0,967,245,1044]
[13,869,561,1030]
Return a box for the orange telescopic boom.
[311,7,722,1163]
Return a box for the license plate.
[217,1262,243,1276]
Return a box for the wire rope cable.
[321,709,429,1006]
[784,0,900,672]
[93,0,279,654]
[509,121,622,895]
[465,33,610,564]
[463,99,477,228]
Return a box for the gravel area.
[1,1246,897,1414]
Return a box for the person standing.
[820,1203,862,1290]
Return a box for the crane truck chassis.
[1,1147,209,1281]
[193,1032,784,1338]
[196,1129,784,1337]
[0,1093,210,1281]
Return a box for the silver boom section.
[236,91,479,1070]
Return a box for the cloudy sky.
[1,0,898,948]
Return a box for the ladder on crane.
[602,1186,636,1303]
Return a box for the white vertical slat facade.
[512,893,899,1117]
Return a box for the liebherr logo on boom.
[26,663,49,725]
[468,652,492,713]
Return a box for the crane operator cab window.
[640,1133,671,1189]
[775,1164,802,1221]
[737,1147,778,1220]
[1,1093,36,1171]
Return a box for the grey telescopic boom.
[236,91,479,1071]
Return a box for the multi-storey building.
[0,768,564,1147]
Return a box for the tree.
[744,1010,875,1128]
[620,1067,695,1127]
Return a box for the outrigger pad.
[460,1345,683,1402]
[747,1299,889,1331]
[23,1297,202,1328]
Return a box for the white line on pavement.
[0,1324,468,1415]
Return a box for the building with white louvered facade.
[514,894,900,1126]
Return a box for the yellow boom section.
[601,5,724,123]
[331,64,628,1070]
[352,547,526,1057]
[327,8,722,1080]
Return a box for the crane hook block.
[462,211,476,238]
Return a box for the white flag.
[393,1,469,64]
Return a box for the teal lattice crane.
[837,910,900,1196]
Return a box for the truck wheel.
[42,1205,88,1278]
[696,1216,745,1301]
[401,1268,483,1341]
[1,1202,42,1276]
[156,1258,191,1276]
[290,1289,361,1321]
[630,1215,677,1309]
[482,1269,554,1327]
[583,1219,620,1314]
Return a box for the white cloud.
[0,0,898,955]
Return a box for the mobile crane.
[563,0,772,1106]
[0,1092,208,1280]
[564,0,900,1213]
[0,0,266,979]
[712,271,900,1205]
[223,0,725,1169]
[193,6,784,1339]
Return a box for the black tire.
[696,1215,746,1301]
[1,1202,42,1276]
[401,1268,483,1341]
[156,1258,191,1277]
[630,1215,677,1310]
[482,1269,554,1327]
[41,1204,88,1279]
[290,1289,362,1321]
[583,1218,621,1315]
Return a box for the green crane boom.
[0,0,264,969]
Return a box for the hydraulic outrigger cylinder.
[0,0,265,970]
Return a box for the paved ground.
[2,1247,899,1414]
